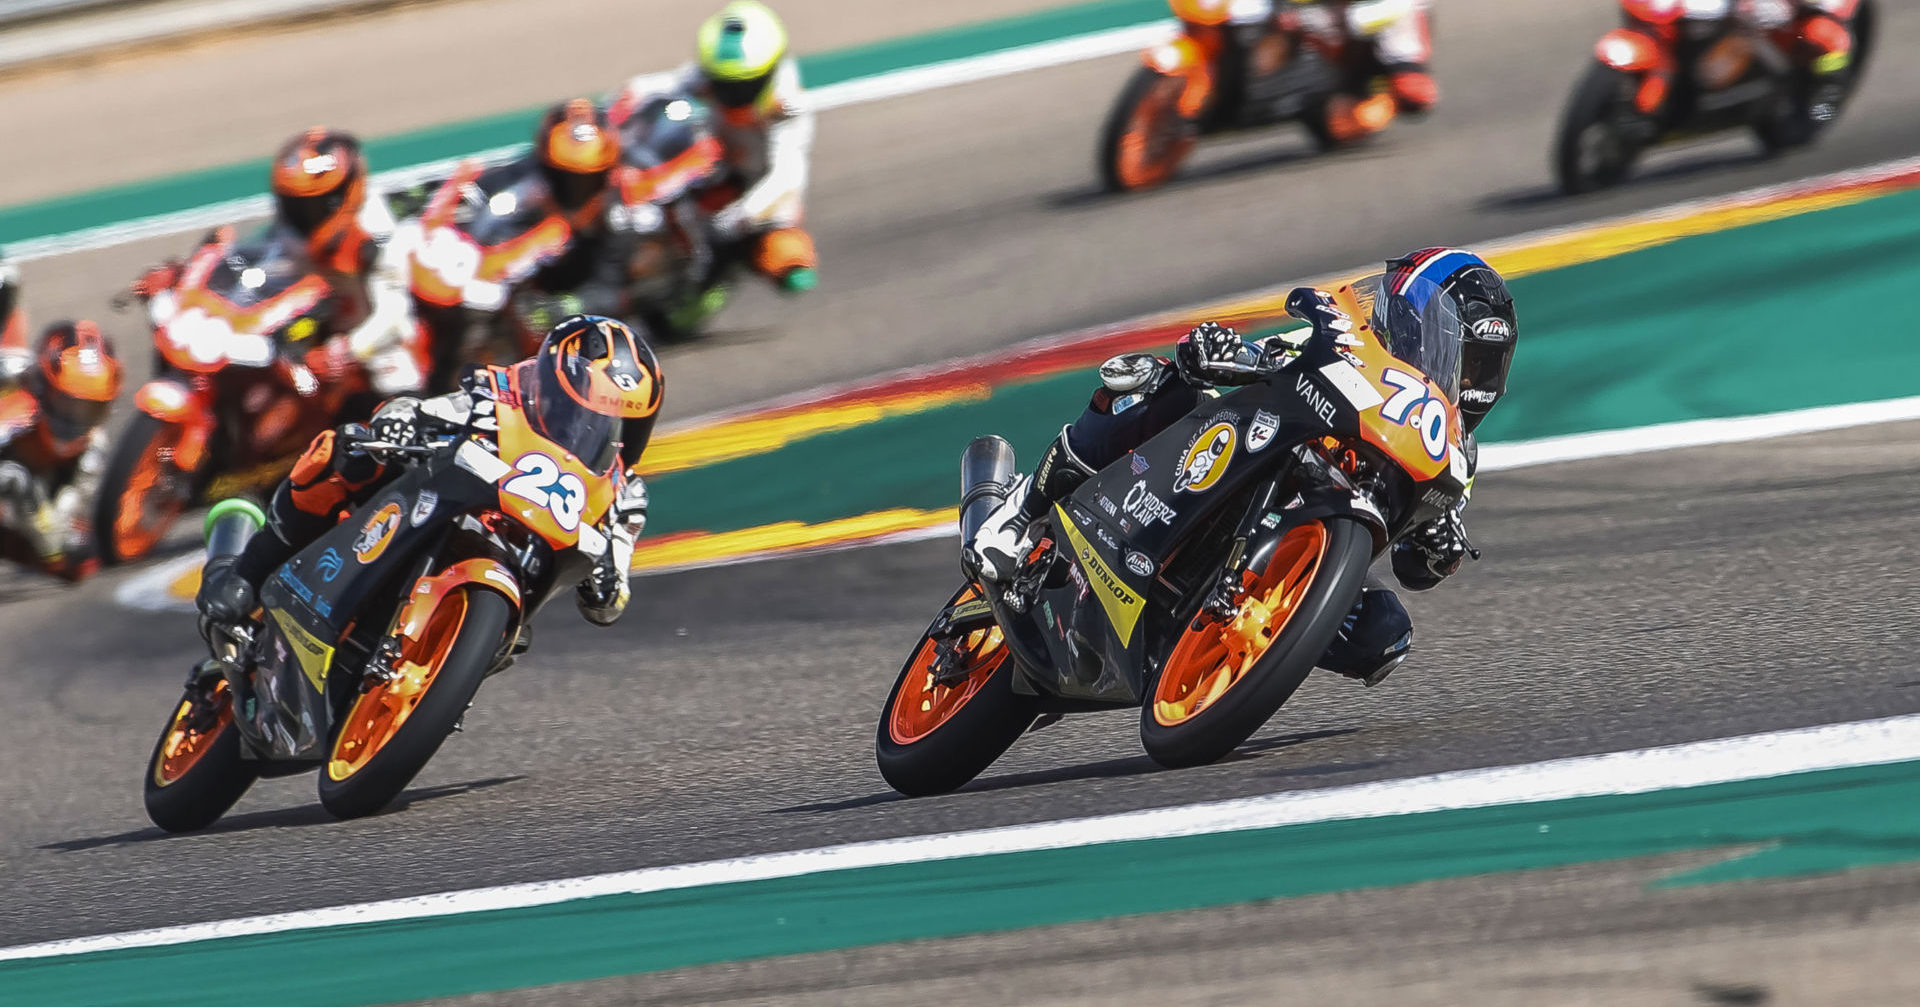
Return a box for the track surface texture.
[5,0,1920,1000]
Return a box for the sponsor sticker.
[1294,375,1337,426]
[353,502,403,564]
[1471,317,1513,342]
[1174,422,1236,494]
[1097,494,1119,517]
[1248,410,1280,454]
[1421,487,1456,509]
[1055,510,1145,645]
[315,547,344,583]
[1125,551,1155,578]
[410,489,439,526]
[1319,361,1386,410]
[1123,480,1177,526]
[1129,453,1150,475]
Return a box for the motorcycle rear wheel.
[143,679,260,833]
[1099,66,1198,193]
[316,586,511,819]
[94,410,195,565]
[876,584,1039,796]
[1554,63,1640,195]
[1139,517,1371,769]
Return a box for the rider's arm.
[345,185,416,363]
[1345,0,1417,36]
[576,473,648,626]
[727,60,814,231]
[1392,433,1477,591]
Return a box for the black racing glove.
[1175,322,1266,387]
[367,398,423,448]
[1391,508,1472,591]
[1284,286,1356,336]
[195,554,257,641]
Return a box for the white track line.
[3,22,1171,263]
[5,712,1918,963]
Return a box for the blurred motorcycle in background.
[611,95,729,341]
[95,226,368,565]
[1555,0,1876,194]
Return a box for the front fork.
[1195,480,1283,624]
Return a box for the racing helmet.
[535,100,623,227]
[270,128,368,251]
[31,321,123,448]
[524,315,663,472]
[696,1,789,111]
[1379,248,1517,430]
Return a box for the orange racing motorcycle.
[1555,0,1876,194]
[1099,0,1366,192]
[877,275,1472,794]
[95,225,368,565]
[144,363,622,828]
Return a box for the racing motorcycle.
[94,225,366,565]
[1554,0,1876,194]
[1099,0,1358,192]
[143,362,623,828]
[405,160,575,390]
[877,274,1472,795]
[611,94,728,341]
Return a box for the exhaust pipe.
[959,435,1017,547]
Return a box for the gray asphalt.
[3,0,1920,999]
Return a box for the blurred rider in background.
[269,129,428,397]
[967,248,1517,687]
[0,259,124,581]
[1686,0,1859,120]
[1250,1,1439,143]
[615,0,818,308]
[518,99,634,327]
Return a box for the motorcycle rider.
[1683,0,1858,120]
[1244,0,1439,143]
[0,261,124,581]
[519,99,634,327]
[966,248,1517,685]
[195,314,662,633]
[614,1,818,308]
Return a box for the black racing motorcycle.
[877,275,1475,794]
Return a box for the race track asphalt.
[3,0,1920,1000]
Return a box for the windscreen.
[201,226,313,310]
[463,166,556,246]
[520,358,620,474]
[620,96,711,169]
[1357,271,1464,404]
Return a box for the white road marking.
[3,22,1173,263]
[5,712,1918,962]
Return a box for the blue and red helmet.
[1382,248,1517,427]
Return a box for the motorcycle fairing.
[990,321,1468,706]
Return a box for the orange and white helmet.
[32,321,123,448]
[535,100,623,230]
[522,315,663,471]
[270,128,368,255]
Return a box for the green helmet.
[696,1,789,109]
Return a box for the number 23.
[503,453,586,532]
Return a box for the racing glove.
[367,397,424,448]
[1175,322,1266,387]
[1391,505,1472,591]
[195,554,258,641]
[576,474,647,626]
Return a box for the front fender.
[1249,485,1391,565]
[133,379,215,473]
[1141,34,1215,117]
[394,558,524,666]
[1596,28,1666,72]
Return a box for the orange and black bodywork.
[1098,0,1347,192]
[535,99,623,232]
[95,224,359,564]
[1558,0,1876,194]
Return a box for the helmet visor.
[1365,272,1463,404]
[274,190,342,239]
[524,357,621,473]
[708,72,771,109]
[43,392,110,443]
[543,166,609,213]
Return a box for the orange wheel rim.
[1116,78,1192,189]
[1152,522,1328,727]
[152,680,233,787]
[326,591,469,781]
[888,588,1009,745]
[114,429,187,559]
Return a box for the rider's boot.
[964,428,1095,583]
[1317,585,1413,688]
[754,227,818,294]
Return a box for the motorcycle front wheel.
[316,585,511,819]
[94,410,198,565]
[1554,63,1642,195]
[1139,517,1371,769]
[1099,66,1200,193]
